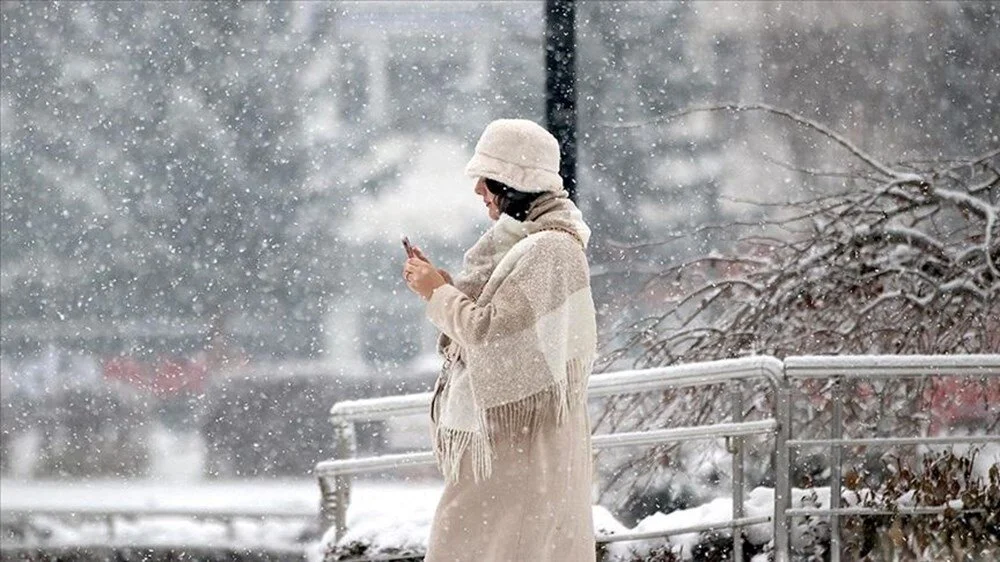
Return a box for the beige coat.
[422,234,597,560]
[425,383,596,562]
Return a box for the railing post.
[319,419,356,541]
[829,377,843,562]
[773,373,792,562]
[729,383,745,562]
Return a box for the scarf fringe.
[433,357,591,483]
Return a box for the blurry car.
[0,347,151,478]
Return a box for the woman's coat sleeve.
[425,236,572,350]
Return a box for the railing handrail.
[314,420,778,477]
[784,354,1000,378]
[787,435,999,447]
[329,391,433,422]
[595,515,773,544]
[329,355,784,422]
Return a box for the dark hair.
[484,178,544,222]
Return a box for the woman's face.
[474,177,501,221]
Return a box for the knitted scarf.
[429,190,597,482]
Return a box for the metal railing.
[315,354,1000,562]
[778,354,1000,562]
[316,356,785,561]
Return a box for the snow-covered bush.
[593,106,999,517]
[33,385,150,478]
[838,448,1000,561]
[200,372,351,478]
[615,544,683,562]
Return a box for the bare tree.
[593,104,999,513]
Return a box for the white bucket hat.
[464,119,563,193]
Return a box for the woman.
[403,119,598,562]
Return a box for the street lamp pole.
[545,0,577,202]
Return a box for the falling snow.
[2,1,998,560]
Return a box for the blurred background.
[1,0,997,557]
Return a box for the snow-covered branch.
[595,112,999,511]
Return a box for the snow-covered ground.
[0,476,443,555]
[3,476,765,560]
[317,485,830,561]
[5,443,997,560]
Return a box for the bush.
[199,371,387,478]
[33,386,150,478]
[201,374,342,478]
[796,448,1000,561]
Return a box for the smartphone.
[402,236,415,258]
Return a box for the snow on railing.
[327,355,784,420]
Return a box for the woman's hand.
[411,246,453,284]
[404,257,447,300]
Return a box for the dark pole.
[545,0,577,202]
